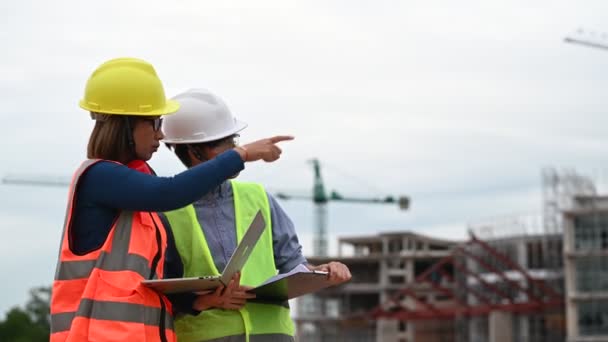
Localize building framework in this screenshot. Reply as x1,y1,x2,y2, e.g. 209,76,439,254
372,233,566,342
295,232,457,341
294,167,606,341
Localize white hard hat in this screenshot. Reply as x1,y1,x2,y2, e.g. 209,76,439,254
162,88,247,144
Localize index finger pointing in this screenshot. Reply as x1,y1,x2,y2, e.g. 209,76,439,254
269,135,295,144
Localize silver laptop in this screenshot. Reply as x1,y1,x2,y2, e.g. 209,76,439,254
142,210,266,294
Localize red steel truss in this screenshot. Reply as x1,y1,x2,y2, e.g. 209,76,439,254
371,234,563,321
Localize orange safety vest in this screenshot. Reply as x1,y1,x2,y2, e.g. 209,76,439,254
50,159,176,342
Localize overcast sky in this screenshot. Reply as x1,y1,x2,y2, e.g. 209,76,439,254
1,0,608,317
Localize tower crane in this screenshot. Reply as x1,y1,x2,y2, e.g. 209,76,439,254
2,174,70,187
276,158,409,256
564,28,608,50
2,158,409,257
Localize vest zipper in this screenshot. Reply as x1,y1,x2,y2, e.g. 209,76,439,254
149,213,162,280
157,292,168,342
149,213,168,342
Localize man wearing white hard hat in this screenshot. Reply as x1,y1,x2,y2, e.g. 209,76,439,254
161,89,351,342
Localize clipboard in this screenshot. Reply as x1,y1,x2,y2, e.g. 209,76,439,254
248,264,333,301
142,210,266,294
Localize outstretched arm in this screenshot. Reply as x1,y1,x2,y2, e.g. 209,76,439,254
81,135,294,212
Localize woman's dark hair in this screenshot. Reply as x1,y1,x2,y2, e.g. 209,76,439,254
87,113,134,164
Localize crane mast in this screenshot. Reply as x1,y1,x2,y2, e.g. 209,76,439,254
312,159,329,256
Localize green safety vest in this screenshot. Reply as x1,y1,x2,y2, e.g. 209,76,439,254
164,180,295,342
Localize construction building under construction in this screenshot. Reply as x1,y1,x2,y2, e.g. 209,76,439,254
311,228,566,341
542,168,608,342
563,195,608,341
462,224,565,342
295,168,608,342
295,231,458,341
294,226,567,341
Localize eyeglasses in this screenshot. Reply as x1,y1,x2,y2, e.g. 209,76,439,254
144,118,163,132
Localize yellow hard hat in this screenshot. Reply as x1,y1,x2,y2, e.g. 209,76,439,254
79,57,179,116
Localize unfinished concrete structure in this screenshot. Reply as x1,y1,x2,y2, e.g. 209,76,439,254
374,168,603,342
462,227,566,342
295,225,566,342
294,231,458,342
370,225,566,342
293,168,605,341
563,195,608,341
542,168,608,341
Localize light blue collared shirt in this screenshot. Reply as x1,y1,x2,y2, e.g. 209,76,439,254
192,181,307,274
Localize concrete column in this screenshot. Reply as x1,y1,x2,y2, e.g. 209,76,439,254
405,259,414,283
566,293,578,339
377,319,398,342
489,311,513,342
517,314,529,342
563,217,578,339
382,237,389,254
516,239,527,271
377,289,396,342
380,258,388,290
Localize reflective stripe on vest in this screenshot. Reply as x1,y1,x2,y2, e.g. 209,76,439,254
50,159,175,342
54,211,156,281
51,299,174,332
165,180,294,342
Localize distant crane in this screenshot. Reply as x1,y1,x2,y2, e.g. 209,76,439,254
276,158,409,256
564,28,608,50
2,158,410,257
2,174,70,187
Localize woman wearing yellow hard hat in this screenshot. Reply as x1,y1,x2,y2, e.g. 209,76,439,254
49,57,293,342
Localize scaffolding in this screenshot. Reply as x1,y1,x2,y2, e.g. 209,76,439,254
296,168,605,341
470,213,544,240
367,168,602,341
295,231,458,342
553,169,608,340
371,234,565,341
542,168,596,296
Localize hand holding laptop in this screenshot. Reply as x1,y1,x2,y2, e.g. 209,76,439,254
141,211,267,294
143,210,351,302
193,272,256,311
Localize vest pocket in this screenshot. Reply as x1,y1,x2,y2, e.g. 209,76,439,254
85,271,147,338
134,212,164,277
95,270,142,298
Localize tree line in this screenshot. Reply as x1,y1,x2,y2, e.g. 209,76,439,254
0,286,50,342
